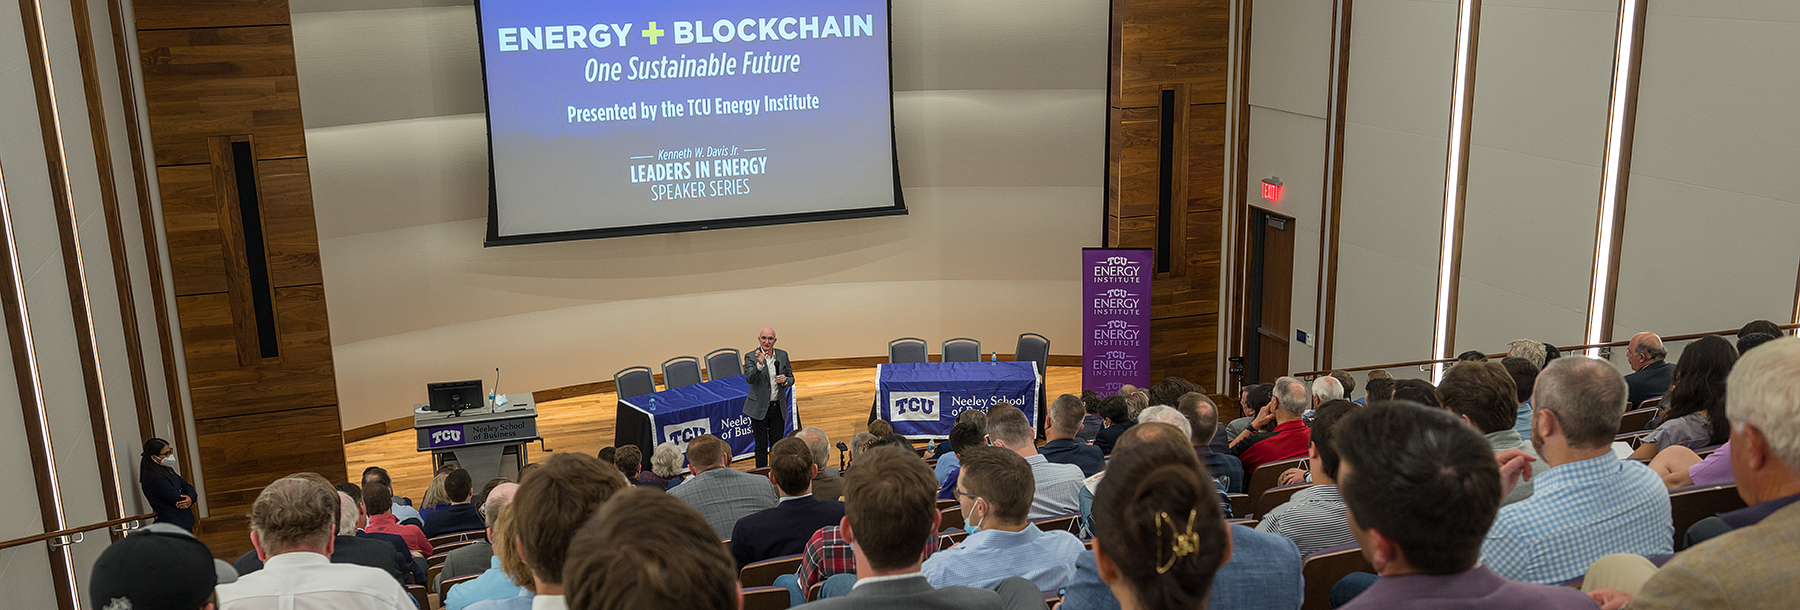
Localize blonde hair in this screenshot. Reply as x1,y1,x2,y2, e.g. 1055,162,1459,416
422,472,452,507
493,503,536,593
1507,339,1547,369
1125,390,1151,419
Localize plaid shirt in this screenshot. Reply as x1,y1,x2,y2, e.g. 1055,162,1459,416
795,525,940,590
1480,452,1672,584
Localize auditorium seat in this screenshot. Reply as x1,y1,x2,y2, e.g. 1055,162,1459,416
440,574,479,606
614,366,656,401
888,338,928,364
1256,483,1316,518
1639,396,1663,411
740,585,792,610
1033,514,1079,535
940,506,964,531
936,498,958,510
1616,430,1653,448
943,338,981,362
740,553,805,588
1618,407,1658,435
807,582,824,602
705,348,741,382
1227,493,1253,518
1301,542,1372,610
406,585,428,610
1227,518,1260,530
749,466,771,477
1247,457,1308,503
940,530,970,547
426,530,486,549
662,356,703,390
1670,484,1747,551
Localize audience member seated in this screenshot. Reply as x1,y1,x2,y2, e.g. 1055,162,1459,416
1177,392,1243,494
91,523,238,610
1079,390,1105,442
1257,400,1358,556
362,482,433,555
419,470,454,520
1456,350,1489,363
938,418,989,501
669,434,779,539
923,446,1085,590
1438,361,1547,505
564,488,740,610
596,446,617,466
1094,395,1135,454
1041,394,1106,476
444,502,529,610
1331,402,1601,610
1623,332,1673,407
1631,335,1735,459
650,442,688,489
1224,383,1275,442
218,477,411,610
1737,331,1779,356
437,482,519,594
363,467,421,524
1501,357,1540,438
1579,337,1800,609
787,519,942,602
1148,377,1203,413
1123,389,1151,420
1648,442,1732,490
467,452,628,610
1479,357,1671,584
868,419,896,438
936,410,987,486
611,445,657,489
1080,423,1229,535
1361,375,1394,406
483,503,539,608
233,488,411,585
425,468,486,537
1390,379,1439,408
731,437,847,567
1330,370,1356,404
1508,339,1548,369
1093,441,1232,610
1312,375,1346,407
1060,425,1303,610
336,482,424,583
798,426,847,500
988,404,1084,519
1229,376,1312,473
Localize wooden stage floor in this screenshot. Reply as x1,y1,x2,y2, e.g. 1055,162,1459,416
345,364,1082,499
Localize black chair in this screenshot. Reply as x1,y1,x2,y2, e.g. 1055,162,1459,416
661,356,703,390
889,338,928,364
1015,332,1051,436
943,338,981,362
705,348,741,381
615,366,656,401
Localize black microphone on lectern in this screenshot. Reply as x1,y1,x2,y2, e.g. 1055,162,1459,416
836,441,849,472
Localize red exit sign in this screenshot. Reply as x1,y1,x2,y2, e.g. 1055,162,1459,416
1261,178,1283,202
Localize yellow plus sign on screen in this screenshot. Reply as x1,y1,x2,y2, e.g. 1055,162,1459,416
642,22,665,45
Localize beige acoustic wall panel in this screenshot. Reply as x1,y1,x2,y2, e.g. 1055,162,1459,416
1614,2,1800,348
1330,0,1455,369
1453,0,1615,354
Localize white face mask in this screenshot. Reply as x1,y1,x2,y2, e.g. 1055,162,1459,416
160,453,177,468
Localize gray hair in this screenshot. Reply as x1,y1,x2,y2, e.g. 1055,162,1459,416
1137,405,1193,440
1727,337,1800,470
1534,357,1628,449
1507,339,1547,369
798,427,831,466
1310,376,1345,402
850,432,878,456
650,442,685,478
337,491,358,533
1273,377,1310,416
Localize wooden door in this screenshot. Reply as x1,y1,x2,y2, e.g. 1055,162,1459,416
1245,209,1294,383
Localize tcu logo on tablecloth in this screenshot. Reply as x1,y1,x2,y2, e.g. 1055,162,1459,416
428,427,463,448
662,418,712,450
889,391,939,422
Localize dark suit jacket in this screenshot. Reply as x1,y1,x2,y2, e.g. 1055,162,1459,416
233,536,409,583
1094,421,1136,455
812,470,846,502
141,468,197,530
1626,360,1674,408
359,531,425,584
800,574,1035,610
729,495,845,568
1197,443,1246,494
1040,439,1105,476
422,502,484,537
742,348,794,420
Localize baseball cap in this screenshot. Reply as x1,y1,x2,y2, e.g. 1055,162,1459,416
90,523,237,610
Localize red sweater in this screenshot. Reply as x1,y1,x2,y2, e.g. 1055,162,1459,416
1238,419,1311,473
365,514,433,555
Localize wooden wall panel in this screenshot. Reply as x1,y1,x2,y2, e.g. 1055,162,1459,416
138,27,306,166
1187,103,1228,211
134,0,291,31
1112,0,1232,108
177,286,337,420
193,404,345,556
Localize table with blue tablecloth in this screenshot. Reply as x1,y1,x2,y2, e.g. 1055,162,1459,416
877,361,1041,439
615,375,799,464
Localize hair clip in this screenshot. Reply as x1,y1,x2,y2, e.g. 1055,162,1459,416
1155,509,1200,574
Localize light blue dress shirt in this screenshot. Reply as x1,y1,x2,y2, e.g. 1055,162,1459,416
446,557,528,610
391,503,423,524
1513,400,1534,438
921,523,1084,591
935,452,960,486
1480,452,1672,584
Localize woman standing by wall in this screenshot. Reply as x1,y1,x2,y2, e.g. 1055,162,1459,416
139,438,196,530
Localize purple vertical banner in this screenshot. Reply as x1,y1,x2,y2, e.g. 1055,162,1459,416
1082,248,1152,394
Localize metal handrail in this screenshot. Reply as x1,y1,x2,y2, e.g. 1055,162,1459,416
1292,323,1798,379
0,513,156,551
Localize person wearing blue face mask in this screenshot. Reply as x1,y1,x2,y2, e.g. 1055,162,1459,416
140,438,199,530
922,446,1084,591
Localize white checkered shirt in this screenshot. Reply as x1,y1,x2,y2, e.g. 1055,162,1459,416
1479,452,1672,584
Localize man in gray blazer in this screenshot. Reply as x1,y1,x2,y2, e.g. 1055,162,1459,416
743,327,796,467
804,445,1046,610
669,434,778,539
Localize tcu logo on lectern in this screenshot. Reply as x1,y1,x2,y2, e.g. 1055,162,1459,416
889,392,939,422
429,427,463,447
662,418,712,449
